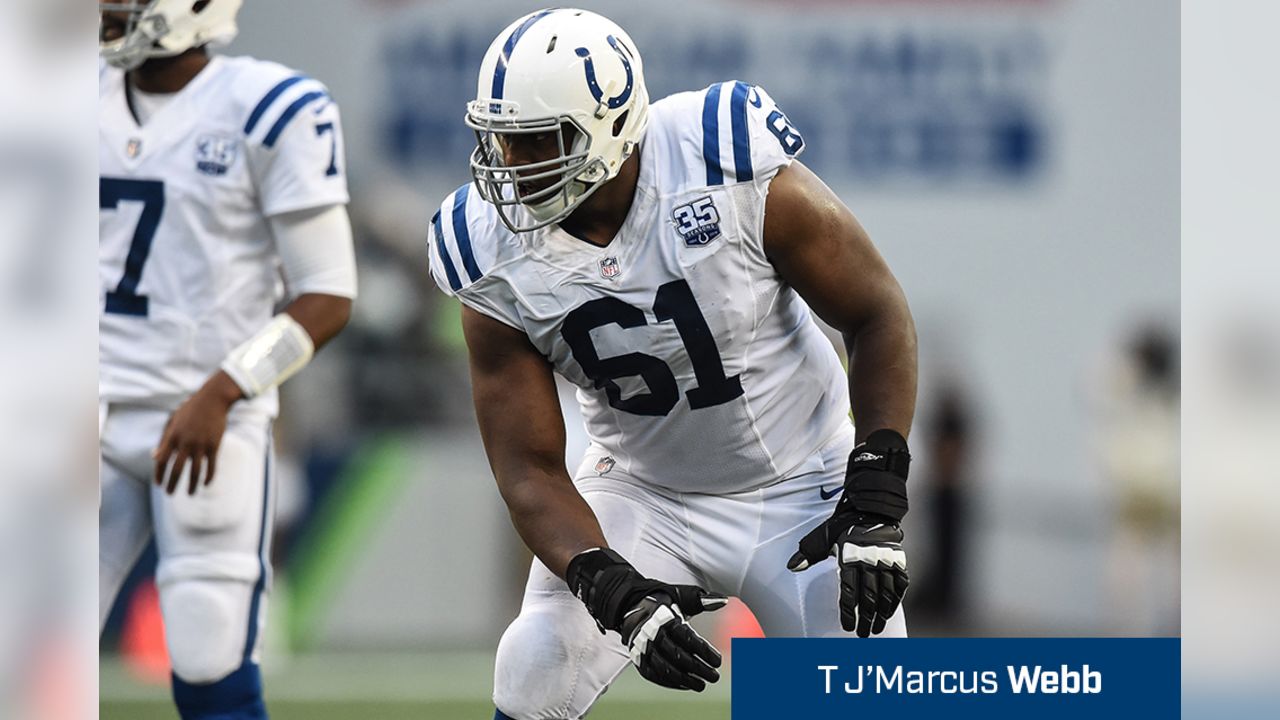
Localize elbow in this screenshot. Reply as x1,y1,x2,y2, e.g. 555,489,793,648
496,472,548,522
330,296,353,334
495,462,566,518
842,285,916,349
294,293,353,350
897,291,918,352
883,292,917,364
880,273,915,331
316,294,353,345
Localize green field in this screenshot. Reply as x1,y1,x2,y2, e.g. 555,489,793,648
101,699,727,719
100,652,730,719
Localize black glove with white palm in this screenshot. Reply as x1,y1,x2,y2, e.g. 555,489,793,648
787,429,911,637
566,548,728,692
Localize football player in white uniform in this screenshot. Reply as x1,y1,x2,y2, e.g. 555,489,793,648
428,9,917,720
98,2,356,717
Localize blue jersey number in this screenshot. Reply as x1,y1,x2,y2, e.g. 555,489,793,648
766,109,805,156
561,279,743,417
315,122,339,177
100,177,164,317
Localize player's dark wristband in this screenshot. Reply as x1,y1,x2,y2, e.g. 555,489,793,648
566,548,657,633
843,429,911,523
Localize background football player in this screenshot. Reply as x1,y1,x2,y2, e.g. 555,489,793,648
98,2,356,718
427,9,917,720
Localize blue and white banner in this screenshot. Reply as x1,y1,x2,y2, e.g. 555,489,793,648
731,638,1179,719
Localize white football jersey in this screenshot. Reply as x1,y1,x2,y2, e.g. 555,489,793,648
430,83,852,494
99,56,349,412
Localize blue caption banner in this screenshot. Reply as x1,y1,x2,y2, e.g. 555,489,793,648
731,638,1179,719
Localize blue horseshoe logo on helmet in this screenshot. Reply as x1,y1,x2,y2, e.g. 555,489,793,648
575,35,634,110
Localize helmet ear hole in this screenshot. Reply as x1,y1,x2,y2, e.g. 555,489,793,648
612,110,630,138
192,1,211,13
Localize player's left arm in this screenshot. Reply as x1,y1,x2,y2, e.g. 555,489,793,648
763,160,917,637
155,86,356,495
762,160,918,437
269,203,357,350
154,203,357,495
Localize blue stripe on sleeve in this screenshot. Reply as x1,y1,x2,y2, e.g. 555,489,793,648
702,83,724,186
492,9,556,100
262,91,328,148
451,185,483,283
433,211,463,292
729,81,753,182
244,76,307,134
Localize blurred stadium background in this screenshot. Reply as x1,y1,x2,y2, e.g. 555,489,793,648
99,0,1179,716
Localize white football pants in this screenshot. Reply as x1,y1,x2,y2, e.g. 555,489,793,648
493,424,908,720
99,402,275,685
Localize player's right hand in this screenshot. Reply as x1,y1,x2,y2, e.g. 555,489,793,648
566,548,728,691
153,371,243,495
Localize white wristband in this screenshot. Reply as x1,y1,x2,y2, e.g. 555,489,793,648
220,314,315,398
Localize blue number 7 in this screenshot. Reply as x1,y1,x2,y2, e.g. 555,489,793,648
315,122,339,177
100,177,164,317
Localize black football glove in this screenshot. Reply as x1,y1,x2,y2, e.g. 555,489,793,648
787,429,911,637
566,548,728,691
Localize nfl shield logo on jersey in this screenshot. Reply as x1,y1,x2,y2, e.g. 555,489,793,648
599,256,621,280
195,134,238,176
126,138,143,159
594,456,616,475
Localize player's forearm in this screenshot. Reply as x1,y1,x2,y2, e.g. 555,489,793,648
497,470,609,580
214,296,348,402
282,293,352,351
844,294,918,442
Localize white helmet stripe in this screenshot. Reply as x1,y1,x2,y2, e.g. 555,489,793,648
491,8,560,101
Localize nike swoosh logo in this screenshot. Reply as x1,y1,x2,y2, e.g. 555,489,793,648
819,486,842,500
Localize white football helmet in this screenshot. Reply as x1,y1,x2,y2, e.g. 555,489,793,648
466,8,650,233
100,0,243,71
